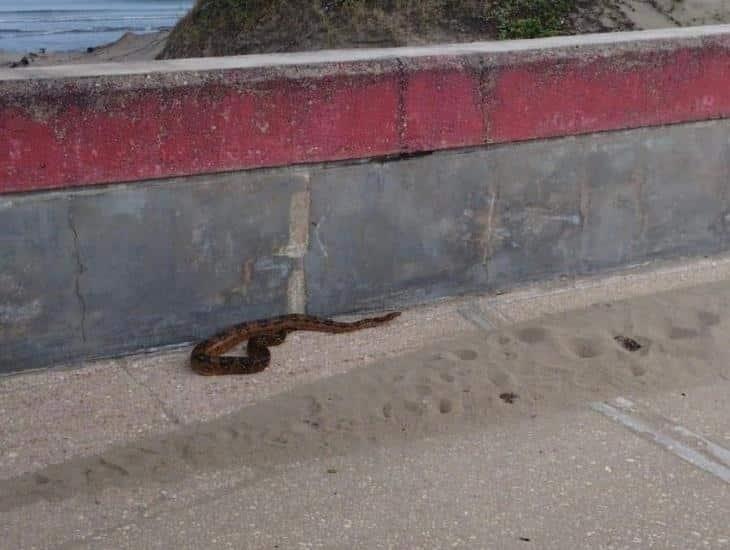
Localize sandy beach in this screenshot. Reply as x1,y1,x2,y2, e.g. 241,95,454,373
0,30,169,68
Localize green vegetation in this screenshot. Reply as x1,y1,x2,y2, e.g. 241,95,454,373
160,0,580,59
493,0,576,39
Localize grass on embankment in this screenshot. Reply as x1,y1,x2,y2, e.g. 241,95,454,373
160,0,608,59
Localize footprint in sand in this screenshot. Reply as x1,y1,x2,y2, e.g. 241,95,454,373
569,337,604,359
307,396,323,416
456,349,478,361
335,418,357,432
697,310,721,328
437,349,479,361
440,372,455,383
486,363,516,389
630,363,647,377
668,325,700,340
403,400,427,415
515,326,548,344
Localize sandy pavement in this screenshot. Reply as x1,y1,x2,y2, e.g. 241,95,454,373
1,255,730,548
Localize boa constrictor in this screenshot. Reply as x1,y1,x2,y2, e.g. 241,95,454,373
190,312,401,375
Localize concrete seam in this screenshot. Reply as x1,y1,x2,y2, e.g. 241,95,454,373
288,268,306,315
457,301,513,330
119,360,182,426
395,58,408,151
478,298,513,324
276,172,311,314
457,303,495,331
67,206,87,343
475,178,500,290
489,305,513,324
476,56,496,145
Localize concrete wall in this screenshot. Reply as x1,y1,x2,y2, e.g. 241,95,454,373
2,27,730,372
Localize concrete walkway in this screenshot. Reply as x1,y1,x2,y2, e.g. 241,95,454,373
2,255,730,549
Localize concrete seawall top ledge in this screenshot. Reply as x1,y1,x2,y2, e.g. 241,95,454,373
2,25,730,81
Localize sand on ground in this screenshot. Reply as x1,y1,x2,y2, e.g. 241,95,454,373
618,0,730,28
0,31,169,68
1,277,729,514
2,255,730,548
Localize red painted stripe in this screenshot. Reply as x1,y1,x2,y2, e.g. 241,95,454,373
2,37,730,194
486,46,730,142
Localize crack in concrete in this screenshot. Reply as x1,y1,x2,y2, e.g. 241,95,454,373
313,215,328,258
67,208,87,343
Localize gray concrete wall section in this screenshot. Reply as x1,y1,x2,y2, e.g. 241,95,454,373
2,120,730,372
0,199,81,369
306,153,493,313
308,120,730,315
0,172,304,372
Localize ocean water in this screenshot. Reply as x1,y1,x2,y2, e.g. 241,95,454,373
0,0,194,52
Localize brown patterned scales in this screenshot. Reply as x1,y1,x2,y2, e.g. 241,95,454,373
190,312,401,375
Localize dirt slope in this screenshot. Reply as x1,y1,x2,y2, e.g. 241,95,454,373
159,0,630,59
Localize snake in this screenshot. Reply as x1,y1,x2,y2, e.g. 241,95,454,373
190,312,401,375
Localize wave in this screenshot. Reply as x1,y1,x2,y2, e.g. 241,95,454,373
0,10,102,16
1,17,176,26
0,2,191,51
0,15,183,24
0,8,185,15
0,25,170,36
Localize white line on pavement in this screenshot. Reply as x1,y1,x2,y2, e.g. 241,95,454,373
591,399,730,484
